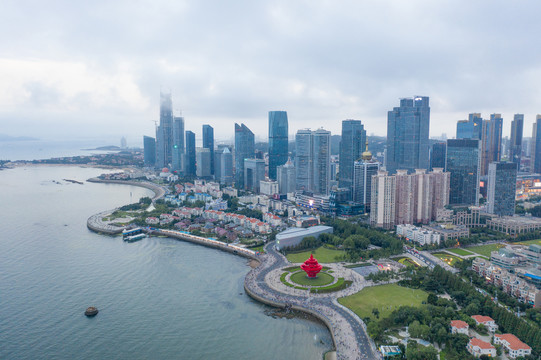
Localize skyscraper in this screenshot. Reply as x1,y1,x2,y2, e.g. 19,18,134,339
172,116,184,172
480,114,503,176
370,170,396,229
312,128,331,195
244,159,265,193
156,92,174,168
510,114,524,169
234,123,255,189
196,148,211,178
386,96,430,174
353,143,379,212
184,130,196,176
268,111,289,180
456,113,482,140
216,147,233,185
446,139,480,206
277,158,296,195
202,125,214,175
430,142,446,171
534,116,541,173
143,136,156,167
295,129,313,191
339,120,366,197
487,162,517,216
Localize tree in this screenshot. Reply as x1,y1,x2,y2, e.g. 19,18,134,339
427,293,438,305
372,308,380,319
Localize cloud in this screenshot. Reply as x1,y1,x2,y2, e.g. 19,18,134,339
1,0,541,142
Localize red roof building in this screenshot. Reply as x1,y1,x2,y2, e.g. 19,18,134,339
450,320,469,335
494,334,531,358
467,338,496,358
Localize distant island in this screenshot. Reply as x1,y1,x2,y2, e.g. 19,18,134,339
0,134,38,141
83,145,121,151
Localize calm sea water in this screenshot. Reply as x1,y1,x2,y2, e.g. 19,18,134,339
0,166,331,360
0,139,122,161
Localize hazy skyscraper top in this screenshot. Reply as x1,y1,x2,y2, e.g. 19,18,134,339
385,96,430,174
268,111,288,180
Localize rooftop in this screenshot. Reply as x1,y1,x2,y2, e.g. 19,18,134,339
450,320,469,329
469,338,495,350
495,334,531,351
471,315,494,324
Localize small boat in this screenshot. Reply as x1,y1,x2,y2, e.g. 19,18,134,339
85,307,99,317
124,233,147,243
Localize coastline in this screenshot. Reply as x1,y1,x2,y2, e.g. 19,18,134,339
84,179,377,359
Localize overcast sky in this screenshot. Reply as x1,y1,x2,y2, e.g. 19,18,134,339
1,0,541,145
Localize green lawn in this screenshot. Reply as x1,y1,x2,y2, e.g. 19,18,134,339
515,239,541,246
433,252,462,266
467,243,506,257
290,271,334,286
446,248,473,256
286,246,346,263
394,256,422,267
338,283,428,320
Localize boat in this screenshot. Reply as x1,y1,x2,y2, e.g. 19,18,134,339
124,233,147,243
85,307,99,317
122,227,147,242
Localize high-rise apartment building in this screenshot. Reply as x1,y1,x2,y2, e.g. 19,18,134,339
156,92,174,168
172,116,184,172
234,123,255,189
487,162,517,216
386,96,430,174
370,170,396,229
430,142,447,171
143,136,156,167
202,125,214,175
312,129,331,195
277,158,296,195
268,111,289,180
244,159,265,193
353,144,379,212
339,120,366,198
184,131,196,176
295,129,313,191
446,139,480,206
510,114,524,168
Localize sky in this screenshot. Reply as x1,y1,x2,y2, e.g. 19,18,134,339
1,0,541,145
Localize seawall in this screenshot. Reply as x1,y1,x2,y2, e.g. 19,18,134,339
86,178,165,200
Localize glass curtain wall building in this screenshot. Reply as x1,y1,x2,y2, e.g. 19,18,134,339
339,120,366,198
156,92,174,168
202,125,214,175
386,96,430,174
185,131,196,176
268,111,288,180
143,136,156,167
446,139,480,206
487,162,517,216
510,114,524,168
234,123,255,188
172,117,184,172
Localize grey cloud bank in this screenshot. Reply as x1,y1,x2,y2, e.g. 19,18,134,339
1,0,541,143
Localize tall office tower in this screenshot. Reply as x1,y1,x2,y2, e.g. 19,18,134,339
370,170,396,229
480,114,503,176
295,129,313,191
172,116,184,172
218,147,234,185
244,159,265,193
184,131,196,176
446,139,480,206
487,162,517,216
156,92,174,168
196,148,211,178
456,113,482,139
510,114,524,168
353,144,379,212
234,123,255,188
143,136,156,167
202,125,214,175
386,96,430,174
339,120,366,198
430,142,447,170
534,116,541,173
268,111,289,180
277,158,296,195
312,128,331,195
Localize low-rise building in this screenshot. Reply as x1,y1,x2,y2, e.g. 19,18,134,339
471,315,498,333
275,225,333,251
396,224,441,246
486,215,541,235
467,338,496,358
490,248,524,270
450,320,469,335
494,334,532,359
422,223,469,241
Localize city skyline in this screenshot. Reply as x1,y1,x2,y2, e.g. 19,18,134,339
2,1,541,142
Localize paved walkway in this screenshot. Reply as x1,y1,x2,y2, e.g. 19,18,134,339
244,243,381,360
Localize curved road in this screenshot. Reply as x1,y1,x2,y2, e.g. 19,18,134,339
245,243,380,360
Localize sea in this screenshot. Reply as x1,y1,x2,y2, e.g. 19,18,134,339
0,141,332,360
